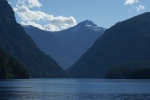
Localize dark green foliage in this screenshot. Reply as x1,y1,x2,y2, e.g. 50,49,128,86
105,67,132,79
0,48,29,79
105,61,150,79
0,0,66,78
68,12,150,78
129,68,150,79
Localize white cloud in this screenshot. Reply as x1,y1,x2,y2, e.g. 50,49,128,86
44,24,60,32
124,0,145,12
124,0,139,5
27,0,42,8
21,21,43,30
136,5,145,12
17,0,42,8
12,0,77,31
14,6,48,21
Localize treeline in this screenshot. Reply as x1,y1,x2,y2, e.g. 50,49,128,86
0,48,29,79
105,61,150,79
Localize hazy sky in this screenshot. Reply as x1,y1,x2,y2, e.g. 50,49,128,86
8,0,150,31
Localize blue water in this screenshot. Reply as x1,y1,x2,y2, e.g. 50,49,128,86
0,79,150,100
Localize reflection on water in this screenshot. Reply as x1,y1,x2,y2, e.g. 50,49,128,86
0,79,150,100
1,90,150,100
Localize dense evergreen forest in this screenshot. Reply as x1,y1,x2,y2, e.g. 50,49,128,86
105,61,150,79
0,48,29,79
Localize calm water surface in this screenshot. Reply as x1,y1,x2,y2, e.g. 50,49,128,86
0,79,150,100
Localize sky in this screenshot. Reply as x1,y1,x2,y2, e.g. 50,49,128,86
8,0,150,31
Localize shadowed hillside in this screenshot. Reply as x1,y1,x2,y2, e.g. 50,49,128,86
68,12,150,78
0,48,29,79
0,0,66,78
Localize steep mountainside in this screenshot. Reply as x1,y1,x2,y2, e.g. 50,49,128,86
0,0,66,78
23,20,105,69
0,48,29,79
23,26,73,69
68,12,150,78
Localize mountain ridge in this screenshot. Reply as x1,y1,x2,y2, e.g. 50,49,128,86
67,12,150,78
23,20,106,69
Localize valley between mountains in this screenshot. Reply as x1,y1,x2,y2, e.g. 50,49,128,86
0,0,150,79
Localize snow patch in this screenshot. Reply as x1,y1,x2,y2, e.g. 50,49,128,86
86,24,105,32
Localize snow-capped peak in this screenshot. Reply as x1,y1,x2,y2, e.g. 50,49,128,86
69,20,106,33
85,24,103,32
80,20,105,32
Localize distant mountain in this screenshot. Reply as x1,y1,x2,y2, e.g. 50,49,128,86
67,12,150,78
0,0,66,78
23,20,105,69
0,48,29,79
23,25,72,69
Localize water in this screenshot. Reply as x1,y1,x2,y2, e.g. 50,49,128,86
0,79,150,100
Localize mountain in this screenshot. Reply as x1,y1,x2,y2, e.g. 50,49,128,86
23,25,72,69
0,48,29,79
23,20,105,69
0,0,66,78
67,12,150,78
